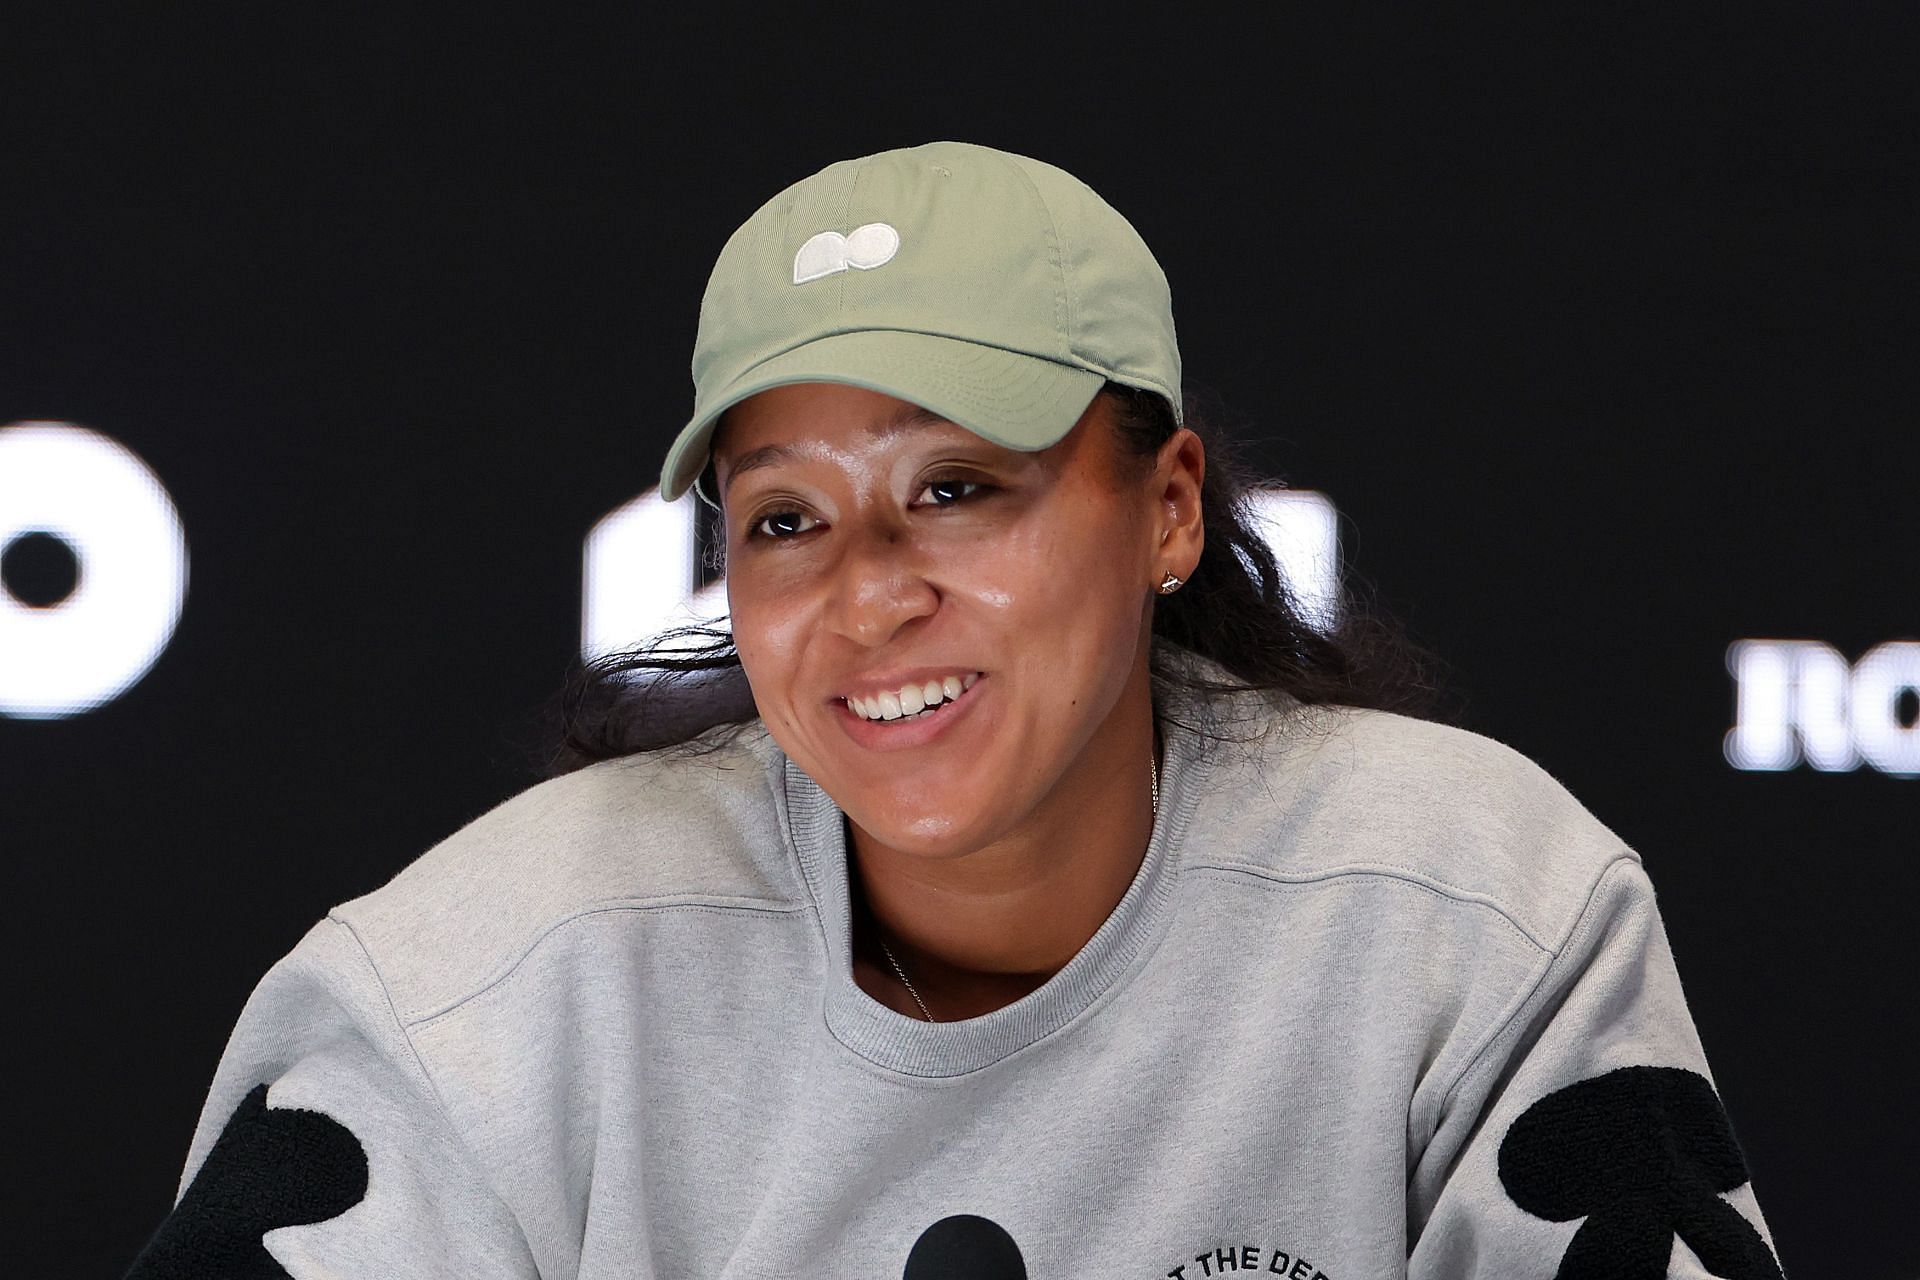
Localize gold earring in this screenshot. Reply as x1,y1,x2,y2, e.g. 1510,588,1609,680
1157,570,1185,595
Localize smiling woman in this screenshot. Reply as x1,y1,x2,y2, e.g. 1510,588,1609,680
135,141,1782,1280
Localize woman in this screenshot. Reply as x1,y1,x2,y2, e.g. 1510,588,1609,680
132,142,1782,1279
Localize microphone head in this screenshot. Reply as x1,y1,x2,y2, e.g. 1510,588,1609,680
902,1214,1028,1280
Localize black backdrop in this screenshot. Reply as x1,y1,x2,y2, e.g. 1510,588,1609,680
4,6,1914,1275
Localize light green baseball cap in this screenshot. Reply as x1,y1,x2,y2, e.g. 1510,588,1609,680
658,139,1182,503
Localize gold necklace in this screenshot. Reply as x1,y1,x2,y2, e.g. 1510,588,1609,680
876,746,1160,1023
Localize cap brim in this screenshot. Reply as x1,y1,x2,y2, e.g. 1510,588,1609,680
659,330,1107,502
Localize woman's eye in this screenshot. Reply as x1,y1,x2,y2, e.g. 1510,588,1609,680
746,479,986,541
749,509,819,540
915,477,984,506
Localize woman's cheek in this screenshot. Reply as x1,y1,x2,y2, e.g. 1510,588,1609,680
728,606,777,695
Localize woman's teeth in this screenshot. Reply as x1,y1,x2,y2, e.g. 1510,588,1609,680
847,672,980,722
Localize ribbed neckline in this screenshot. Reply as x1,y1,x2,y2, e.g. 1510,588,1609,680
780,663,1226,1078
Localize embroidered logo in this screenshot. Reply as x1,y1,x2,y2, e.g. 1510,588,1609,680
124,1082,369,1278
793,222,900,284
1498,1066,1782,1279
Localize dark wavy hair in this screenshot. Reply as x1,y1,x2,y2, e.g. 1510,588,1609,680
534,382,1464,777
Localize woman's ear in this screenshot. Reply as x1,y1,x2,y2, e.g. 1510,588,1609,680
1155,427,1206,579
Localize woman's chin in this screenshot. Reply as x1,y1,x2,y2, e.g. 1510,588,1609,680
846,799,1003,860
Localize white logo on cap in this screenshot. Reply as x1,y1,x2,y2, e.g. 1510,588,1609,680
792,222,900,285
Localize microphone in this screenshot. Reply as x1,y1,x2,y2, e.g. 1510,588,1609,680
902,1214,1029,1280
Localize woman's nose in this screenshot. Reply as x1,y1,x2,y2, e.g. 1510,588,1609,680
823,526,939,648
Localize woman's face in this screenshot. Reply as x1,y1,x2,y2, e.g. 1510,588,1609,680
712,380,1180,859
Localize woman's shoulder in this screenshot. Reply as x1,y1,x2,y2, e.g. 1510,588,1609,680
324,718,809,1022
1188,690,1643,954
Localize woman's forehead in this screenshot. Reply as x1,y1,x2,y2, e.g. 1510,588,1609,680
714,384,1000,473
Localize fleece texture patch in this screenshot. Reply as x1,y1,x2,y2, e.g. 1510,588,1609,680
126,1084,367,1279
1500,1066,1783,1279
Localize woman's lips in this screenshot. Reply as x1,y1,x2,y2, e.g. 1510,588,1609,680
835,673,986,751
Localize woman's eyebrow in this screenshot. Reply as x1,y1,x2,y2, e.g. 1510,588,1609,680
719,404,957,497
721,443,803,495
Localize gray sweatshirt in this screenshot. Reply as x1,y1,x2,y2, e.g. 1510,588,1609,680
133,651,1783,1279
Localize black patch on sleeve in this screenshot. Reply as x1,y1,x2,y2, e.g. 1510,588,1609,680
126,1082,370,1279
904,1213,1028,1280
1498,1065,1782,1280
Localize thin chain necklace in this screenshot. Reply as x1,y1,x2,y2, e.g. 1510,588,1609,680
876,742,1161,1024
